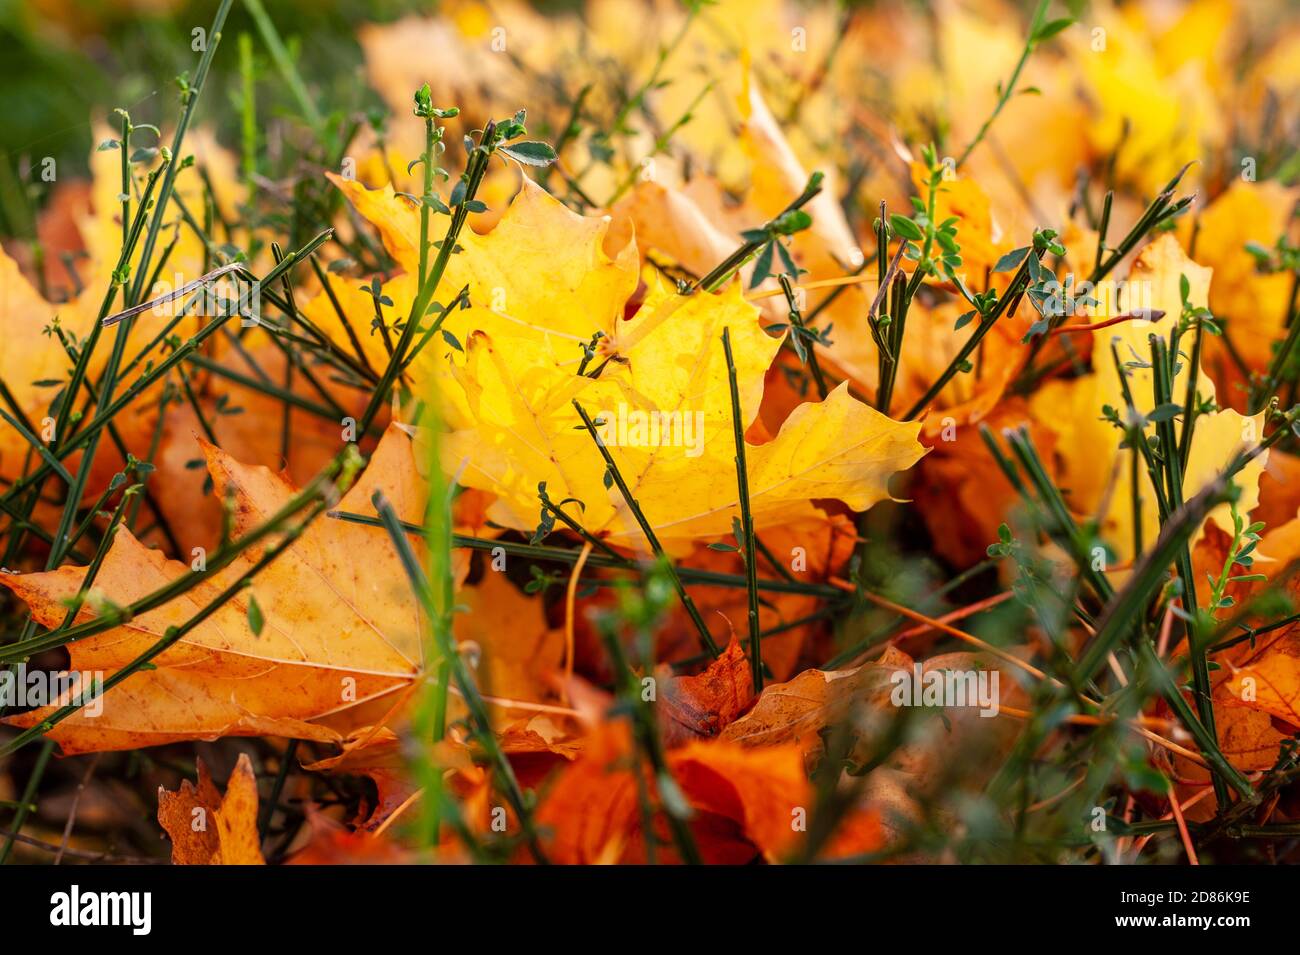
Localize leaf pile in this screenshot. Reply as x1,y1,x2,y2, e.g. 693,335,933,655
2,0,1300,867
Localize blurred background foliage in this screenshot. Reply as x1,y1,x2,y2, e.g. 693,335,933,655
0,0,471,237
0,0,1073,240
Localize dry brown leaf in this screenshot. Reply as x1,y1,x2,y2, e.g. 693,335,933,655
302,728,414,832
658,638,754,749
157,753,264,865
722,646,1026,791
533,723,880,864
718,654,901,758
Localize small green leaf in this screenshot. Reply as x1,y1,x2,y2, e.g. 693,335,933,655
413,82,433,117
1147,402,1183,423
889,214,924,242
499,141,558,167
993,247,1030,273
1033,17,1074,42
248,595,265,636
749,241,775,289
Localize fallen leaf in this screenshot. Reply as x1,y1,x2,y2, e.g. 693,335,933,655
718,655,899,759
649,513,857,679
534,722,880,864
1,425,424,753
442,309,925,547
1179,179,1300,394
157,753,264,865
286,808,412,864
302,728,414,832
658,638,754,748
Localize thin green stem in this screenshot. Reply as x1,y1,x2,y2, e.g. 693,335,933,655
238,32,257,186
722,328,763,689
372,493,548,864
242,0,324,137
693,175,823,293
903,254,1033,420
572,401,721,657
329,511,843,598
955,0,1051,168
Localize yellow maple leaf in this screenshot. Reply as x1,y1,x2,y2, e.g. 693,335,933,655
309,173,925,547
738,79,863,274
1073,1,1226,194
440,275,925,548
303,173,639,423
